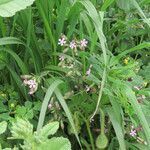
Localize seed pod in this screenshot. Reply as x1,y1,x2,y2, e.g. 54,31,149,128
96,133,108,149
96,109,108,149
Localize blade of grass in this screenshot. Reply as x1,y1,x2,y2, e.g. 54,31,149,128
0,17,6,36
36,0,56,62
101,0,115,11
0,37,23,45
79,0,108,119
110,42,150,66
56,0,69,40
54,88,82,148
0,48,28,74
37,79,63,131
124,85,150,147
0,36,40,73
6,65,29,101
131,0,150,27
106,107,126,150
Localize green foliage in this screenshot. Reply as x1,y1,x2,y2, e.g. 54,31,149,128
0,121,7,135
7,119,71,150
0,0,149,149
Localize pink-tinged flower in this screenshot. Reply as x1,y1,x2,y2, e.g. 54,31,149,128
58,37,66,46
69,41,77,49
59,55,65,61
86,65,93,76
130,129,137,137
22,76,38,95
27,79,37,89
80,39,88,48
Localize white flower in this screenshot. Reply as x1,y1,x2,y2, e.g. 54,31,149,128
80,39,88,48
70,41,77,49
58,37,66,46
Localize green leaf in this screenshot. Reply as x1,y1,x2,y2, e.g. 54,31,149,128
56,0,69,39
131,0,150,27
38,122,59,137
0,48,28,74
79,0,107,120
54,88,82,148
0,37,23,45
101,0,115,11
107,107,126,150
0,121,7,134
0,37,41,73
37,79,63,131
0,0,35,17
39,137,71,150
10,118,33,140
111,42,150,66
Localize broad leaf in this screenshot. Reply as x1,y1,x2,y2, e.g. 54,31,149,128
0,0,35,17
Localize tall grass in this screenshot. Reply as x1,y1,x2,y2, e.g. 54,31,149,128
0,0,150,149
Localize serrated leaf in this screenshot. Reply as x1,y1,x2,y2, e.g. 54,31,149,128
10,118,33,140
0,0,35,17
0,121,7,134
39,137,71,150
39,122,59,137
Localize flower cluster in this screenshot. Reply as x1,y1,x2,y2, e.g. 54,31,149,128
21,75,38,95
58,34,88,51
58,55,81,77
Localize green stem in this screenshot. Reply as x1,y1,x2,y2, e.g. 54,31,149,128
0,17,6,36
100,108,105,135
90,68,106,120
79,113,95,150
85,120,95,150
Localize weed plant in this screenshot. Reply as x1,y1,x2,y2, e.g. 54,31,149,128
0,0,150,149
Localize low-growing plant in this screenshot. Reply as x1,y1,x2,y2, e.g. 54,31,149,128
0,119,71,150
0,0,150,149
